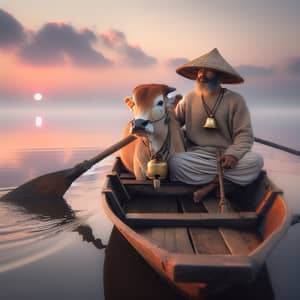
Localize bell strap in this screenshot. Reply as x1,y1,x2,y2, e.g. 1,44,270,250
201,88,225,117
149,112,168,124
151,119,171,161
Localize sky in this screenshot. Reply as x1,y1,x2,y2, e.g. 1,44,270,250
0,0,300,105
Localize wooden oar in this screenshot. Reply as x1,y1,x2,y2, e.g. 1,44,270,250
1,135,136,203
216,149,231,213
255,137,300,156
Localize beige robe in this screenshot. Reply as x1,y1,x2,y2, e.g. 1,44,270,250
168,88,263,185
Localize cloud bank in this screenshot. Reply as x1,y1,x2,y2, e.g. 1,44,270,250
236,65,275,78
286,56,300,76
99,29,157,67
0,9,26,48
19,23,112,67
165,57,189,68
0,9,157,68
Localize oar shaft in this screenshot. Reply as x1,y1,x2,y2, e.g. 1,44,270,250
254,137,300,156
216,151,225,199
66,134,136,181
216,149,230,213
89,134,136,166
2,134,137,202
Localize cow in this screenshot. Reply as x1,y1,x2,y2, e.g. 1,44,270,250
120,83,185,180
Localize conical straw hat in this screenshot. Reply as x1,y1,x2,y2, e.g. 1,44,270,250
176,48,244,84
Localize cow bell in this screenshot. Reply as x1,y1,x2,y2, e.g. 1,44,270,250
147,159,168,189
203,116,217,129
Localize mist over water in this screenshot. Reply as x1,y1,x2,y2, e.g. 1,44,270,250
250,105,300,150
0,100,300,299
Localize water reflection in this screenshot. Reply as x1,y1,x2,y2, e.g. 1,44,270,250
1,105,131,152
0,105,299,299
35,116,43,127
76,225,106,250
0,196,75,273
0,148,101,188
0,189,106,271
104,227,185,300
0,159,109,275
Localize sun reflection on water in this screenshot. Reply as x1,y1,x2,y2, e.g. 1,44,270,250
35,116,43,127
0,104,299,299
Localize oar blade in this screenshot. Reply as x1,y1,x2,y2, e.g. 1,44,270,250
1,169,74,203
1,134,136,203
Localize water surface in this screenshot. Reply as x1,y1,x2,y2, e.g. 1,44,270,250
0,104,300,299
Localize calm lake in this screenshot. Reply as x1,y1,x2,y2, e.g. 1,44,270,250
0,101,300,299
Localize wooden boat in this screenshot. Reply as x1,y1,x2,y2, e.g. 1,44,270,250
102,157,293,299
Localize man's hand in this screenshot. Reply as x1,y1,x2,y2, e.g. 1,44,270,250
220,155,238,169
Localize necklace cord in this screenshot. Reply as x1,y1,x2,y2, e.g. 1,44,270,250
201,88,225,117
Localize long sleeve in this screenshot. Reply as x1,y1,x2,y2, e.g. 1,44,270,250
224,96,254,160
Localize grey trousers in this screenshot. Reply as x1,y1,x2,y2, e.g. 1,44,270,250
168,149,264,186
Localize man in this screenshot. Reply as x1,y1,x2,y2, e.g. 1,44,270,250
168,48,263,202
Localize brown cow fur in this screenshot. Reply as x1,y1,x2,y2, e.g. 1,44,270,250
120,84,185,180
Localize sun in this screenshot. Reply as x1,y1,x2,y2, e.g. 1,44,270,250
33,93,43,101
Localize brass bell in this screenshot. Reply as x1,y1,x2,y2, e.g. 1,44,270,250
147,159,168,179
147,159,168,189
203,116,217,129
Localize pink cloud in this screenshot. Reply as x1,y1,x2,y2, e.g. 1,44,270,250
99,28,157,67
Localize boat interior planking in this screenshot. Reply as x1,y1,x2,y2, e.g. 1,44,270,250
102,157,292,298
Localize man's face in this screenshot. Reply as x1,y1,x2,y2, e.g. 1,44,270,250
197,68,217,82
196,68,220,92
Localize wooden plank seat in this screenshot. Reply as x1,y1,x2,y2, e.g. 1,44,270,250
125,212,258,228
104,171,262,254
104,172,258,230
103,187,258,229
131,197,195,254
122,179,197,197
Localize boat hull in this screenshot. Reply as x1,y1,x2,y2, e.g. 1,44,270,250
102,158,292,299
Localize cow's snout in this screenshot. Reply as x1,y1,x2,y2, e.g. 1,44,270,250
131,118,152,135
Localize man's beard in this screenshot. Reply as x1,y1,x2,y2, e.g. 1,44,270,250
196,74,220,92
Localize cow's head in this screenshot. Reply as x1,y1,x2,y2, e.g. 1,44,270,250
124,84,182,136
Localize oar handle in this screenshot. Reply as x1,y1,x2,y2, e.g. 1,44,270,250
216,149,230,213
88,134,136,166
67,135,136,180
254,137,300,156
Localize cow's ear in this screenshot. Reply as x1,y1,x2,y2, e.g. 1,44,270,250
162,85,176,97
166,94,182,109
166,86,176,95
124,96,135,111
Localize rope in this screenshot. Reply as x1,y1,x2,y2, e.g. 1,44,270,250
149,112,167,124
151,120,171,161
144,112,171,161
201,88,225,118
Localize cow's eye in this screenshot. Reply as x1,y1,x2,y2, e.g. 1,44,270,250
157,100,164,106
